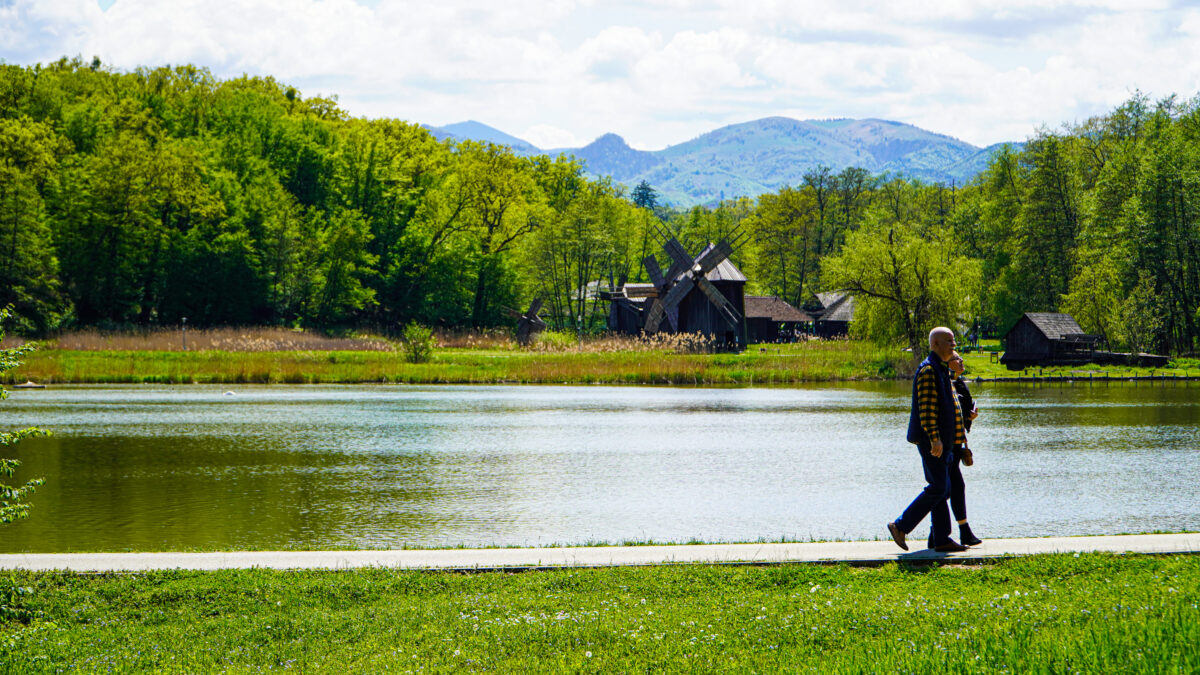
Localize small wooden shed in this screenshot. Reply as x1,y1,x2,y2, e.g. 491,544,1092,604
1000,312,1100,369
811,292,855,338
744,296,813,343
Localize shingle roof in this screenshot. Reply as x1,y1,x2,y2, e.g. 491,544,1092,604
679,243,747,283
816,292,855,323
745,296,813,322
1022,312,1086,339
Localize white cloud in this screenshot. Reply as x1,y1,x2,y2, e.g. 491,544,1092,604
2,0,1198,150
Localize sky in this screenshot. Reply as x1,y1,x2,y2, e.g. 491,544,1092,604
3,0,1200,150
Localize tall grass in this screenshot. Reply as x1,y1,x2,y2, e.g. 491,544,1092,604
0,326,393,352
2,339,910,385
1,553,1195,672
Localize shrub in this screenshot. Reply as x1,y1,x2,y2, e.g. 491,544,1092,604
1,307,48,525
400,323,436,364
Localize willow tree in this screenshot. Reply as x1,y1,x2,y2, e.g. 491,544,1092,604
821,221,982,356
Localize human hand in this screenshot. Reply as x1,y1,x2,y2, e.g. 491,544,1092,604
969,407,979,421
931,439,943,458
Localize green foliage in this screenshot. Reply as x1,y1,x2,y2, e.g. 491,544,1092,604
0,308,47,525
1120,271,1166,356
399,322,435,364
533,330,577,351
820,206,982,355
1062,251,1123,347
1,61,1198,355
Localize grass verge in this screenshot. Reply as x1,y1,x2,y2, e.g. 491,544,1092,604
1,341,910,385
1,553,1196,672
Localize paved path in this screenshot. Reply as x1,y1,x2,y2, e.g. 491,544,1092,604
2,533,1197,572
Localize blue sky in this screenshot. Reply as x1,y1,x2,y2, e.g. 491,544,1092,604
4,0,1200,150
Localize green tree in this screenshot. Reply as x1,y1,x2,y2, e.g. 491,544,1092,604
1119,271,1165,356
0,308,47,525
1061,252,1122,348
821,221,982,355
631,180,658,210
0,117,69,332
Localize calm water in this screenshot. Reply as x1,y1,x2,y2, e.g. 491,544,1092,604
1,383,1198,552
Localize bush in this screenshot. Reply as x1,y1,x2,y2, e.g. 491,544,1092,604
533,330,577,351
400,323,435,364
1,307,48,525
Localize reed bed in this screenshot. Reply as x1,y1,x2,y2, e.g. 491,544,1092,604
1,327,393,352
2,340,910,385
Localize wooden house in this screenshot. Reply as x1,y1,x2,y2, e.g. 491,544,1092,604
1000,312,1100,369
811,291,855,338
744,296,813,343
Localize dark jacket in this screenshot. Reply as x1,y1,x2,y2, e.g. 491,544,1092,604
954,378,974,433
906,352,959,447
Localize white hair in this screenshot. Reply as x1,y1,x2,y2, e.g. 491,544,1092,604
928,326,953,349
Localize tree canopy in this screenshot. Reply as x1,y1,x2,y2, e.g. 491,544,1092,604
1,61,1198,354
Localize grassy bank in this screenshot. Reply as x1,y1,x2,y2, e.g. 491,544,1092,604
4,337,1198,386
1,340,910,385
1,553,1196,672
962,351,1200,381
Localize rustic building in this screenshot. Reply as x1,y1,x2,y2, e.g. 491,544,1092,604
744,296,813,343
811,291,855,338
1000,312,1100,369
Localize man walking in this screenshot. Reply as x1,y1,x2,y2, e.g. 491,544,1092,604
887,327,969,552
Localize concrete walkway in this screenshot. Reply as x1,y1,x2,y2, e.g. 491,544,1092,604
1,533,1197,573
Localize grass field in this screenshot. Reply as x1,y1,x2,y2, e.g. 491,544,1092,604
1,553,1196,672
1,339,913,385
3,328,1198,385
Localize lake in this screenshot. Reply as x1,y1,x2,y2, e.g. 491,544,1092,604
1,383,1197,552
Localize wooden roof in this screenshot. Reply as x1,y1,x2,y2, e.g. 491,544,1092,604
681,243,747,283
815,292,855,322
745,296,812,322
1015,312,1090,340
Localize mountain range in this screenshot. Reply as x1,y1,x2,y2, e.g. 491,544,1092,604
424,117,1022,208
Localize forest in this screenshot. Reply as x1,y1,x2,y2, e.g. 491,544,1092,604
1,59,1198,355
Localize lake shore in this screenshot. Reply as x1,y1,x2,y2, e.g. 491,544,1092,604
4,343,1198,385
2,552,1195,672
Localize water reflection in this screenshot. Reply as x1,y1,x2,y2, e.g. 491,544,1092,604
0,383,1197,552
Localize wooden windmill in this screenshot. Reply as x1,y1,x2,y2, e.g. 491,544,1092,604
602,226,749,349
506,298,547,346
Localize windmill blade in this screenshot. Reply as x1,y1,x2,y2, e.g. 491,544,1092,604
643,298,667,332
643,255,666,290
663,237,695,270
502,306,523,319
665,305,679,332
695,276,741,328
527,297,543,316
696,239,734,275
660,273,694,312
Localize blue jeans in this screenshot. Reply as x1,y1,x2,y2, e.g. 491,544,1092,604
896,443,954,546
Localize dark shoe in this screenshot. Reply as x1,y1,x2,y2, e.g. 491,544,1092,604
961,447,974,467
933,539,969,553
959,523,983,546
887,521,909,551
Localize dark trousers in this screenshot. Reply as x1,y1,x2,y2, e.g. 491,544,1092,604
896,443,954,546
928,453,967,548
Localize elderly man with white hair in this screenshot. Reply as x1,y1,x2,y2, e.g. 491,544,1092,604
886,326,971,553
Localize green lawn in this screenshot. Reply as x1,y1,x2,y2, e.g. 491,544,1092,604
1,554,1195,673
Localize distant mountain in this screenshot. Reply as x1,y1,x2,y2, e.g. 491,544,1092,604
423,117,1023,207
424,121,540,155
